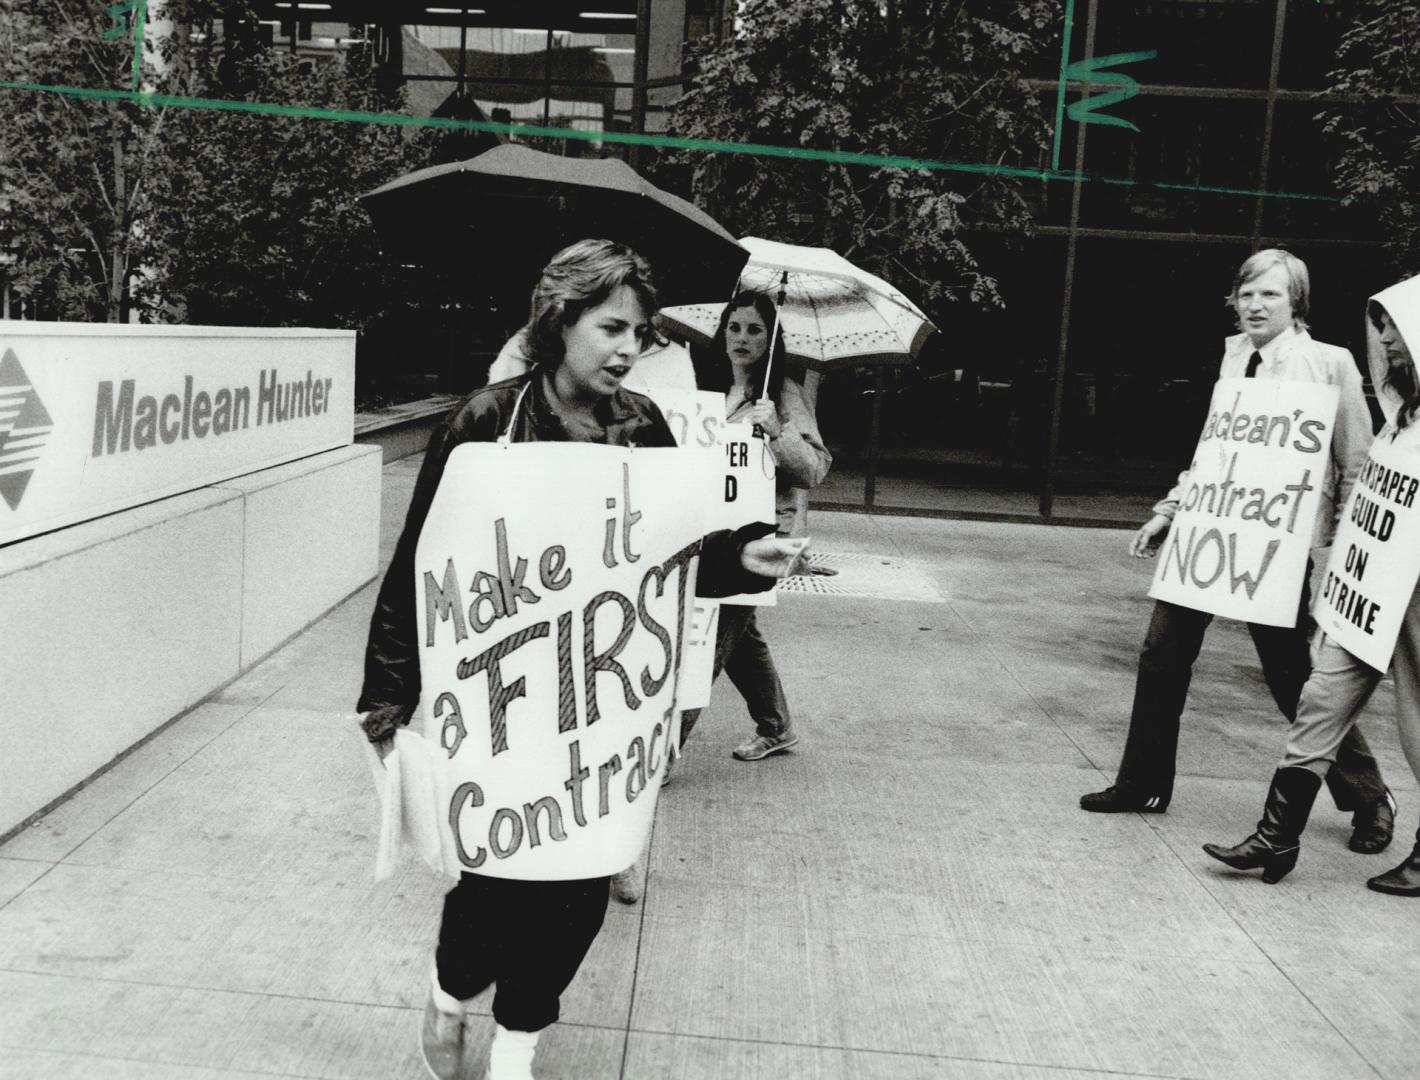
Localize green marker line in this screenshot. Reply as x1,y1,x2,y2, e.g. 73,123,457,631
0,79,1052,179
1154,179,1334,202
0,79,1336,204
1051,0,1076,173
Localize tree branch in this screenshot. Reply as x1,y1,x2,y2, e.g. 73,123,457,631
128,106,170,216
54,0,119,85
92,161,118,218
889,253,934,295
78,222,109,282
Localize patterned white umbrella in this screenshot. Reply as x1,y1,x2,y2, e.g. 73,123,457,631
657,236,937,372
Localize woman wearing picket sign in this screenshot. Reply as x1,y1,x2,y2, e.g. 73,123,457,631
674,291,831,766
1205,274,1420,892
355,239,808,1080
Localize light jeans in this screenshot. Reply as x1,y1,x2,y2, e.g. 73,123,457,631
1284,579,1420,791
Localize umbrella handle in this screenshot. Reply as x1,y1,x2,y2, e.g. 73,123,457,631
761,273,788,401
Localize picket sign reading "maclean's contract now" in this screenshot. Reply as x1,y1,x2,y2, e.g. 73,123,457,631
413,441,721,879
1314,427,1420,671
0,322,354,545
1150,378,1339,627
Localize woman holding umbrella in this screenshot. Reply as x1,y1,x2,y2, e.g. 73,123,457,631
677,291,833,764
355,241,807,1080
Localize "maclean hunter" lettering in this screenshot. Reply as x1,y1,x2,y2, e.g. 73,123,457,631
92,368,334,456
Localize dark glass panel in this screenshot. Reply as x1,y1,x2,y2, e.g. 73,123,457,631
1093,0,1274,91
1076,96,1266,234
1259,102,1381,242
1277,0,1350,91
1048,236,1253,514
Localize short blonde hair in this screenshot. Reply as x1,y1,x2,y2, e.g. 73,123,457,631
1226,248,1310,329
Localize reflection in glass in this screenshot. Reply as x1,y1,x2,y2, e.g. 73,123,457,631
407,24,637,143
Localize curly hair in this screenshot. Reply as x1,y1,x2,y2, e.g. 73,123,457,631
523,239,658,368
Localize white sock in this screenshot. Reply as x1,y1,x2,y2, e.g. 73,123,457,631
486,1023,539,1080
429,964,465,1015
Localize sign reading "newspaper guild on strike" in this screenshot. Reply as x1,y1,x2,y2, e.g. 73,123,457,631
1314,428,1420,671
0,322,354,545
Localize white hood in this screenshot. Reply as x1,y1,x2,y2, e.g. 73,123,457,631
1367,274,1420,428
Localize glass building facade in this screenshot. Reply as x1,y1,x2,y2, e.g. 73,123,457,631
810,0,1388,525
231,0,1387,526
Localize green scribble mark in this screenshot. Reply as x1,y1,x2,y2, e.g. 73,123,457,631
100,0,133,39
1051,0,1076,172
1065,50,1158,132
0,79,1336,205
102,0,147,92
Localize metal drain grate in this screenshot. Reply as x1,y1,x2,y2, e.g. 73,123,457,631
776,551,944,602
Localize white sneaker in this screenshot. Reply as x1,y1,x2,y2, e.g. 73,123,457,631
610,860,644,904
485,1023,538,1080
732,730,799,761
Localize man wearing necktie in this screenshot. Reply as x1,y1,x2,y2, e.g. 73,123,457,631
1080,249,1397,854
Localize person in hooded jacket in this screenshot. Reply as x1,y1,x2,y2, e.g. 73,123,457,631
355,239,808,1080
1203,273,1420,893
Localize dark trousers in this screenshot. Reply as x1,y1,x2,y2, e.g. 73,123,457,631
435,873,609,1033
679,604,792,746
1115,595,1386,809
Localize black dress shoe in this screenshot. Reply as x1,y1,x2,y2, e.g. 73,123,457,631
1367,831,1420,896
1349,790,1397,854
1079,786,1168,813
1367,859,1420,896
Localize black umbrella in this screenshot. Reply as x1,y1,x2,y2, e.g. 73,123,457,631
360,144,749,308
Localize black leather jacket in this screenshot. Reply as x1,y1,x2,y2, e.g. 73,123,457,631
357,371,774,713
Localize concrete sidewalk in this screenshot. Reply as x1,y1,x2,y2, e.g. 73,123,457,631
2,452,1417,1079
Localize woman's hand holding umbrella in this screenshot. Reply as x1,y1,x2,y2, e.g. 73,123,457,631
745,400,781,439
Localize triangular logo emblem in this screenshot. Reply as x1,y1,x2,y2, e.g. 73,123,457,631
0,348,55,511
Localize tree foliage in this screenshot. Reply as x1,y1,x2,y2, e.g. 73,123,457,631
137,9,428,329
1320,0,1420,277
1,0,435,328
1,0,162,321
664,0,1060,319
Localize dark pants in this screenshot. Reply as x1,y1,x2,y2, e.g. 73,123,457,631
435,873,609,1033
679,604,792,746
1115,594,1386,810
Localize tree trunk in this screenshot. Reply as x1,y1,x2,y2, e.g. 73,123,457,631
108,122,126,322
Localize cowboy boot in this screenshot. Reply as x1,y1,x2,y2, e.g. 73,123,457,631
1203,767,1322,884
1367,828,1420,896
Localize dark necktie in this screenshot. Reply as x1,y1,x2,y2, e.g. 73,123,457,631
1246,350,1263,378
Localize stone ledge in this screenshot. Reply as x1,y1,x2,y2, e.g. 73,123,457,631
353,395,461,438
354,395,461,463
